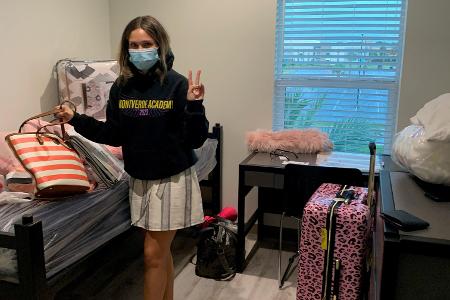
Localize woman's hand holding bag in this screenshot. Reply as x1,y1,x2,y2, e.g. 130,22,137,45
4,102,90,198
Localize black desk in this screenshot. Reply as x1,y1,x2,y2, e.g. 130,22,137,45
371,171,450,300
236,151,396,272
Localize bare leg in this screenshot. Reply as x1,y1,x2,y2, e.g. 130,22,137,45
144,230,177,300
163,253,174,300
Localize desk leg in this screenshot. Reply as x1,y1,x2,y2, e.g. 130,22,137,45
237,167,246,273
236,168,264,273
257,192,264,242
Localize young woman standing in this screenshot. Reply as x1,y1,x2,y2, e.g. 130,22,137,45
56,15,208,300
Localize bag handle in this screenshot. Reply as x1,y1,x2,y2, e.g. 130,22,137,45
35,132,72,149
17,101,77,148
19,100,76,137
36,118,69,138
19,108,61,133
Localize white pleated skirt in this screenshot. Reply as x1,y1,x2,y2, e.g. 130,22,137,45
129,166,204,231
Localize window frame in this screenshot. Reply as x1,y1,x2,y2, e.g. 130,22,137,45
273,0,407,154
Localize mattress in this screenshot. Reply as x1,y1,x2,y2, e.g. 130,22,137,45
0,178,130,282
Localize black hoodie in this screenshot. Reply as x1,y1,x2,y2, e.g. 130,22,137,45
69,51,209,180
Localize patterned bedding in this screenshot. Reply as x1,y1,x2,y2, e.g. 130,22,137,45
0,179,130,282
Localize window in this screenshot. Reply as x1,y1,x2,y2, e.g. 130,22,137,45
273,0,407,154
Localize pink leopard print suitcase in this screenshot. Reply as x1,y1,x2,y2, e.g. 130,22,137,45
297,144,376,300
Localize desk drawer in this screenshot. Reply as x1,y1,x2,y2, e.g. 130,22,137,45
245,171,284,189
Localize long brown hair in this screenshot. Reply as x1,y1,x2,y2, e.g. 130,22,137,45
117,16,171,85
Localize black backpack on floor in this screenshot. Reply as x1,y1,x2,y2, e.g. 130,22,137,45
194,217,237,280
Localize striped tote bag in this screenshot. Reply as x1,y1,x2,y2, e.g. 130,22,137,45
5,105,90,198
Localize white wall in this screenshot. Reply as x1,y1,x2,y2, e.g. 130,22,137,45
111,0,450,216
2,0,450,215
109,0,276,210
0,0,111,131
397,0,450,130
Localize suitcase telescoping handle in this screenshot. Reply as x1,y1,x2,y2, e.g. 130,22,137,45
322,142,377,300
333,258,341,300
367,142,376,209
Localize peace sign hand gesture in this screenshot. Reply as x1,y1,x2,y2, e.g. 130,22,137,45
187,70,205,101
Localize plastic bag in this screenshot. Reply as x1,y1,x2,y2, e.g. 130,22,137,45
194,138,218,181
391,125,450,185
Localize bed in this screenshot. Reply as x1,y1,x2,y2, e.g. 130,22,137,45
0,123,222,300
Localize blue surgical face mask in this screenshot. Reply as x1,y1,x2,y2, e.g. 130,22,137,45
128,47,159,73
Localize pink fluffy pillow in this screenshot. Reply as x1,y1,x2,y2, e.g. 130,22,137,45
246,129,333,154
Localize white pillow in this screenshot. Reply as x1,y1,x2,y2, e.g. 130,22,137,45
410,93,450,141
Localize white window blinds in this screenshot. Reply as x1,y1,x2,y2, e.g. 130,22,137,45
273,0,407,154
